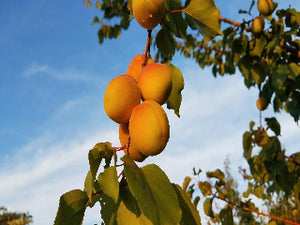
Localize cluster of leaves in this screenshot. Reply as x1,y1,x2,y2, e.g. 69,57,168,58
179,7,300,122
0,207,32,225
58,1,300,224
54,142,201,225
185,118,299,225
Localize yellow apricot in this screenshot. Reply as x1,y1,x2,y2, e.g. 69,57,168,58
256,97,268,111
103,75,141,124
138,63,172,105
252,16,265,35
132,0,166,30
129,100,169,156
126,54,154,81
257,0,275,17
119,123,147,162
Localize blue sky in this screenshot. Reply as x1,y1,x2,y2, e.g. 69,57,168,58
0,0,299,224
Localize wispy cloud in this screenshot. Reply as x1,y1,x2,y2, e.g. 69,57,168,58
2,63,299,225
23,63,100,82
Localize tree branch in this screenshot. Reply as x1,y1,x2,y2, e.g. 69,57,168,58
202,184,300,225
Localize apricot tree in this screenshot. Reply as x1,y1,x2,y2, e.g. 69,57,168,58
54,0,300,224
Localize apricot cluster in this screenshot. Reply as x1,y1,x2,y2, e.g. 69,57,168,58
103,54,172,162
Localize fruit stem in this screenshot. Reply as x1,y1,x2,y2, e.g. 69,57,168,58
143,29,152,66
114,146,125,151
168,9,184,14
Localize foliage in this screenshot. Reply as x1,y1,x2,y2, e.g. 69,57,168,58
55,0,300,224
0,207,32,225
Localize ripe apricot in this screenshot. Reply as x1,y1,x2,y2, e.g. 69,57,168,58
132,0,166,30
126,54,154,81
256,97,268,111
103,75,141,124
257,0,275,17
129,100,169,156
119,123,147,162
252,16,265,35
138,63,172,105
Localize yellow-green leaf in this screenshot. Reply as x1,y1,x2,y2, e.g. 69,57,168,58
165,63,184,117
183,0,222,41
97,166,119,203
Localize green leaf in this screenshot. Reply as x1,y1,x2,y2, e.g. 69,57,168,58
84,170,93,201
203,198,214,218
183,0,222,41
272,65,288,91
243,131,253,161
206,169,225,182
265,117,281,136
251,63,266,85
238,57,254,88
88,142,115,181
97,166,119,203
54,189,88,225
219,207,233,225
99,193,119,225
165,62,184,117
122,156,181,225
250,36,267,57
172,184,201,225
156,28,176,57
182,176,192,192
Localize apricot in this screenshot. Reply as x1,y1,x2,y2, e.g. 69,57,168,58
126,54,154,81
129,100,169,156
252,16,265,35
103,75,141,124
132,0,166,30
257,0,275,17
119,123,147,162
138,63,172,105
256,97,268,111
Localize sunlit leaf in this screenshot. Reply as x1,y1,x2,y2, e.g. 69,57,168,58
173,184,202,225
83,170,93,201
54,189,88,225
97,166,119,203
203,198,214,218
183,0,222,41
122,156,181,225
88,142,115,181
165,62,184,117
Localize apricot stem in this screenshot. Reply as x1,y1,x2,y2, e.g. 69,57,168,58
143,29,152,66
114,146,125,151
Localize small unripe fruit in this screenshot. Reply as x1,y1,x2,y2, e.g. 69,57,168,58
132,0,166,30
256,97,268,111
252,16,265,35
103,75,141,124
138,63,172,105
119,123,147,162
257,0,275,17
129,100,169,156
126,54,154,81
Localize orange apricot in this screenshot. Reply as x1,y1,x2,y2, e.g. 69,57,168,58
256,97,268,111
129,100,169,156
103,75,141,124
119,123,147,162
138,63,172,105
126,54,154,81
252,16,265,35
132,0,166,30
257,0,275,17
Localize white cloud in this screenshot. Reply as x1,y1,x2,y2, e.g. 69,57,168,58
23,63,100,82
1,62,299,225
